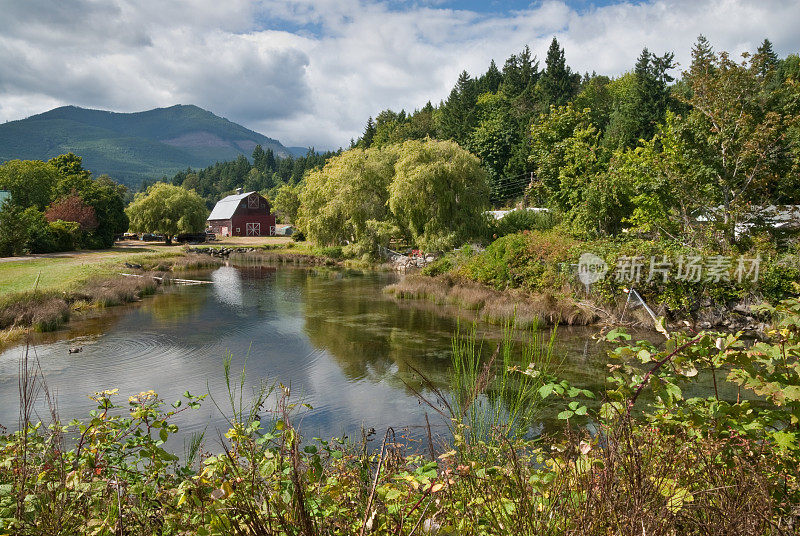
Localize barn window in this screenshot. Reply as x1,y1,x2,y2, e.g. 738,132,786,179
248,194,259,209
246,223,261,236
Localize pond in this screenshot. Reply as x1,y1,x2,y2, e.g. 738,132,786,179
0,265,620,448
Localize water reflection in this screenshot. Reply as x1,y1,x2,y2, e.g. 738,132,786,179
0,266,614,444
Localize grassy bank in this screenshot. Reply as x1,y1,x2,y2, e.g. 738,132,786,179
385,274,596,328
190,242,372,268
0,249,222,341
2,294,799,534
391,230,800,330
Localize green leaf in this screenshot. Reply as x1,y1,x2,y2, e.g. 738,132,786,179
539,384,554,399
385,488,402,501
159,428,168,443
599,402,624,420
557,410,574,420
606,329,631,341
783,385,800,402
771,431,798,452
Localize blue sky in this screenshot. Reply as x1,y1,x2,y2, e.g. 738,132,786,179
1,0,799,148
258,1,623,36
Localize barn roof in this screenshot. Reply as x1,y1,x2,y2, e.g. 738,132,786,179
207,191,258,221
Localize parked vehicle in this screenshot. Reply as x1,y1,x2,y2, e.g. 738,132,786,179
176,233,208,243
140,233,164,242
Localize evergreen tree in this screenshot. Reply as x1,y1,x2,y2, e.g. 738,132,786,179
252,145,266,172
437,71,479,145
362,117,376,148
537,37,579,109
689,35,715,80
264,148,276,172
480,59,503,94
408,102,437,140
501,46,539,99
755,38,780,85
604,48,675,149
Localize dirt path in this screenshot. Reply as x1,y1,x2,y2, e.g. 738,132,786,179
0,246,159,263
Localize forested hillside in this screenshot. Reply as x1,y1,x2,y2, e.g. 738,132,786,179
164,146,340,213
0,105,305,187
350,36,800,225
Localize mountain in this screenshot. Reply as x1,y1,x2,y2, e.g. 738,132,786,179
0,105,307,187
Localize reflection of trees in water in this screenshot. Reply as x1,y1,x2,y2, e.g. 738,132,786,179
300,272,455,393
140,289,208,323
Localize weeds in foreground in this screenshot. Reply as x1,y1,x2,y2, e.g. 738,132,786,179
2,295,800,534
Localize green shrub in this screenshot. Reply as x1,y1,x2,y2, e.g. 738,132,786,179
420,255,454,276
758,258,800,303
493,209,558,237
456,230,576,292
47,220,81,251
312,245,344,260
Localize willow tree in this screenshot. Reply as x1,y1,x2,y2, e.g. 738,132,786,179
297,146,399,246
388,139,491,252
126,183,207,244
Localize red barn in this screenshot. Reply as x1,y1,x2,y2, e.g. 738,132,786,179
207,190,276,237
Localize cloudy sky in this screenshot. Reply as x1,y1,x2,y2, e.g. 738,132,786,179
1,0,799,150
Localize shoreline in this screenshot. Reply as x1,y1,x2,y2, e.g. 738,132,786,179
385,272,772,335
0,251,223,347
0,245,366,347
2,243,772,349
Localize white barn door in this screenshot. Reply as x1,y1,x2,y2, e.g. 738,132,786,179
246,222,261,236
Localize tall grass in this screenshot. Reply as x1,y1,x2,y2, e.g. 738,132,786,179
449,321,557,443
385,274,597,326
0,275,159,334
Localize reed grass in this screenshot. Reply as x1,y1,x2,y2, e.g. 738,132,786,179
0,274,160,334
448,321,558,442
385,274,597,327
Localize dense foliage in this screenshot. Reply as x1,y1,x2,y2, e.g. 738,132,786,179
166,147,339,210
352,37,800,246
0,154,128,256
438,230,800,314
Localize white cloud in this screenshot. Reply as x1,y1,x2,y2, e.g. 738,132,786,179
1,0,799,149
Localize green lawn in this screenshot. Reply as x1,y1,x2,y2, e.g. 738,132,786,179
0,247,179,295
